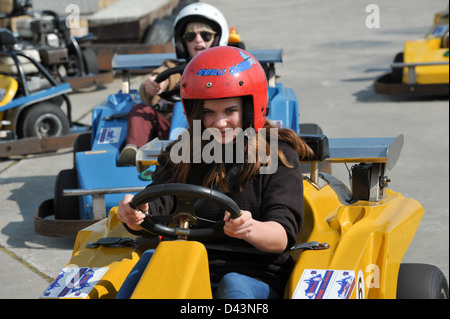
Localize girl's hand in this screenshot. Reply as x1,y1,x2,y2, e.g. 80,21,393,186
117,194,149,231
223,210,253,239
223,210,288,254
143,75,168,96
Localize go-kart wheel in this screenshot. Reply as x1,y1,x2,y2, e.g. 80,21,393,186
396,263,449,299
391,52,404,83
130,183,241,240
81,47,99,75
73,132,91,166
17,102,70,138
142,17,173,46
154,65,186,103
54,169,80,220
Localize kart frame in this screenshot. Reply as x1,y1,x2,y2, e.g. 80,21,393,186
39,133,444,299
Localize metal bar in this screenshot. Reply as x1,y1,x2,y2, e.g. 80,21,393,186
63,186,145,196
92,194,106,220
63,186,146,220
407,66,416,84
391,61,449,68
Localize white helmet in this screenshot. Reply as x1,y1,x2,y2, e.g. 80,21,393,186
173,2,229,59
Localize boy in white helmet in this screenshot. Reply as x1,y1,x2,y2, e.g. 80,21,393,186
118,3,229,166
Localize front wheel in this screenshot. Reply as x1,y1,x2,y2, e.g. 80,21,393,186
17,102,70,138
396,263,448,299
391,52,404,83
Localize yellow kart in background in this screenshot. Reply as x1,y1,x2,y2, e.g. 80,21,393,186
374,6,449,96
39,134,448,299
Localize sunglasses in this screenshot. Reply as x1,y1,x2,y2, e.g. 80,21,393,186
183,31,216,42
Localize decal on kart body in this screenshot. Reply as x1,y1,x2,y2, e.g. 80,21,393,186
430,24,449,37
41,266,109,298
98,127,121,144
293,269,356,299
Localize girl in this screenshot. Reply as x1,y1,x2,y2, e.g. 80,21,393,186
118,46,313,299
118,2,229,165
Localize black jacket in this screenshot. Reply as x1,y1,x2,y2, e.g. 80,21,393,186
126,141,304,294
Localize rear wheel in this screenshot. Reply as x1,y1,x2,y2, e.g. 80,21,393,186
54,169,80,220
396,263,449,299
17,102,70,138
73,132,91,166
142,17,173,45
81,47,99,75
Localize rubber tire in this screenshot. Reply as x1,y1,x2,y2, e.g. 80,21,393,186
396,263,449,299
81,47,99,75
142,17,173,45
54,169,80,220
172,0,199,15
73,132,91,153
391,52,404,83
17,102,70,138
73,132,91,166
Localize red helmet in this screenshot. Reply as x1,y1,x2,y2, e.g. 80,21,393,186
181,46,268,132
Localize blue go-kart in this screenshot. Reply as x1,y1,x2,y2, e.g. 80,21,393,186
34,49,310,237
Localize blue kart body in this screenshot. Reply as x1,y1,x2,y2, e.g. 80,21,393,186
34,49,302,237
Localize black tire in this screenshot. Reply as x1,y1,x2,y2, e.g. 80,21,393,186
73,132,92,166
142,17,173,45
391,52,404,83
54,169,80,220
81,47,99,75
396,263,449,299
73,132,91,153
17,102,70,138
172,0,199,15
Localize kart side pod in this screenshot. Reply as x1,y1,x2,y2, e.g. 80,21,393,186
291,134,426,299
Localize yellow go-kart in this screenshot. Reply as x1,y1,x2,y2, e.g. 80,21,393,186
374,6,449,96
40,134,448,299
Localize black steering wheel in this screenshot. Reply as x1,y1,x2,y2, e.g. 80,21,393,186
154,64,186,103
130,183,241,240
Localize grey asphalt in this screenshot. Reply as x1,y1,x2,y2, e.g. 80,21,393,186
0,0,448,299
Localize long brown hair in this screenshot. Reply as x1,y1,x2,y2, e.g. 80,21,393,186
163,100,313,192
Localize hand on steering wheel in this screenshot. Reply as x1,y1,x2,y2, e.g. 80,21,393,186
130,183,241,240
153,65,186,103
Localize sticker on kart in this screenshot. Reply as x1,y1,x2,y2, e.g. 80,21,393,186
98,127,121,144
293,269,356,299
41,266,109,298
